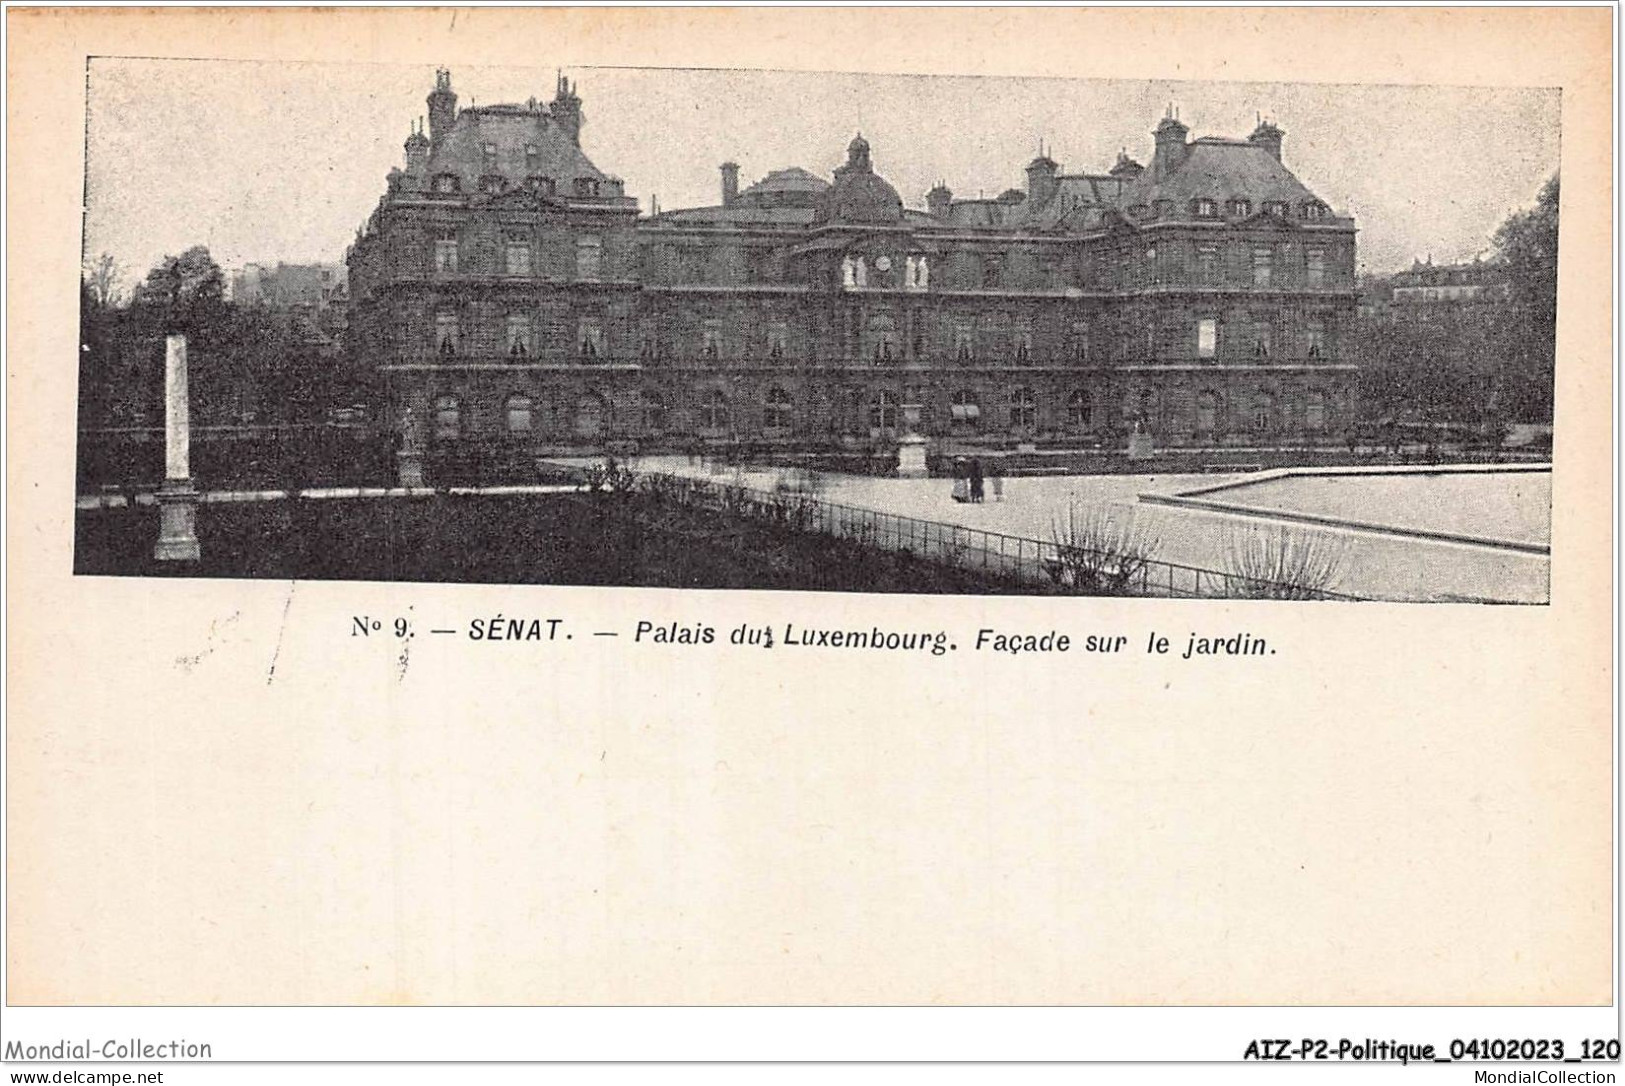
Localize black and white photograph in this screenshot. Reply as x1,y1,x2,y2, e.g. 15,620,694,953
74,57,1559,602
12,6,1615,1070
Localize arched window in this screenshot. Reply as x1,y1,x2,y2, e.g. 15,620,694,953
1305,391,1327,432
1067,390,1093,430
765,386,793,430
867,315,896,362
950,389,980,429
700,390,729,431
1195,390,1222,435
433,395,460,440
641,390,666,433
1252,392,1275,434
1008,387,1036,431
869,389,898,431
505,394,534,435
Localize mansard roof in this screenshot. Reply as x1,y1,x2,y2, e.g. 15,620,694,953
427,106,607,188
1118,137,1330,213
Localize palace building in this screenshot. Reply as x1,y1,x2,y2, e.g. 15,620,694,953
346,70,1358,470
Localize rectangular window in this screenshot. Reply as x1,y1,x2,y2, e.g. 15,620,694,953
1252,247,1274,287
482,142,498,169
506,314,532,356
1306,324,1326,359
577,318,604,358
504,233,531,276
1253,323,1272,358
576,236,603,281
524,144,539,169
434,313,460,355
1306,247,1326,288
1197,318,1217,360
767,322,788,359
1196,245,1218,286
1071,322,1089,362
954,323,974,361
981,256,1002,289
434,232,458,273
702,323,721,359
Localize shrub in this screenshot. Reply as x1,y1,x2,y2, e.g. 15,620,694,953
1049,503,1162,595
1224,522,1350,599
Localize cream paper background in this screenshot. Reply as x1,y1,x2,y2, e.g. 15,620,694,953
5,7,1613,1005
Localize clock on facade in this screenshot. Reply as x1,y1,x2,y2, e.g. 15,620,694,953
873,255,892,272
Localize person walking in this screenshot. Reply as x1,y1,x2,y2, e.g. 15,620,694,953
990,460,1004,502
969,457,984,503
951,457,970,503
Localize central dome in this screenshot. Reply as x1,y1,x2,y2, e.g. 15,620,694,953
813,132,903,225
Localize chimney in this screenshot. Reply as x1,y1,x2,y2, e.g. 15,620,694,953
1152,106,1189,181
720,161,740,206
426,68,458,152
1025,146,1059,207
926,181,953,218
551,71,583,147
404,117,429,173
1249,117,1284,162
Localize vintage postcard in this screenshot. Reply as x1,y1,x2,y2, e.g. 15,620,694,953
5,4,1615,1060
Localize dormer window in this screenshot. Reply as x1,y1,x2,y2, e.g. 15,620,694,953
479,175,504,195
1264,200,1289,216
1302,201,1327,221
524,144,540,169
1228,199,1252,218
1193,198,1218,218
572,177,600,197
1153,199,1174,219
482,142,498,169
526,175,555,196
431,173,460,195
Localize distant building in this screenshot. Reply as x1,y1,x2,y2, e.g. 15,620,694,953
347,71,1358,469
1389,256,1510,308
230,261,348,309
231,261,349,358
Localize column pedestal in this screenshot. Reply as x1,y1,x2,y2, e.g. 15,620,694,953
153,483,201,562
897,436,929,478
1127,431,1155,461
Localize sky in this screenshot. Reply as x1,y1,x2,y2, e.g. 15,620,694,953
83,57,1561,289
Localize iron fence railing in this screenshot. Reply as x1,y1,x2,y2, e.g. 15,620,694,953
557,463,1366,600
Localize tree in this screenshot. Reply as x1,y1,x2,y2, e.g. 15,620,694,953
131,245,226,335
82,252,125,309
1491,174,1559,421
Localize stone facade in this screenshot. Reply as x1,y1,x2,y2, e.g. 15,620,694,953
347,74,1358,461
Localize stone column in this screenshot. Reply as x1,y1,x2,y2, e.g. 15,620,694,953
153,334,201,561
